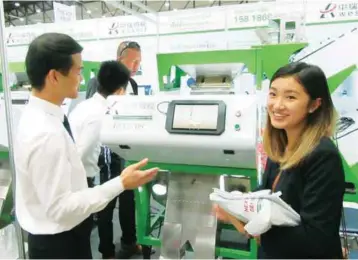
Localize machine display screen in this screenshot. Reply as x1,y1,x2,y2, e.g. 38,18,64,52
165,100,226,135
172,104,219,130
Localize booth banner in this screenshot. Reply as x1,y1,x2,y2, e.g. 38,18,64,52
227,2,275,29
47,20,98,41
5,1,358,46
159,8,226,34
227,1,358,29
305,1,358,23
98,16,157,38
158,32,227,53
5,25,44,46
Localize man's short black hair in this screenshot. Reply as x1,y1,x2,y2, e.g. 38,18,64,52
97,60,130,97
25,33,83,91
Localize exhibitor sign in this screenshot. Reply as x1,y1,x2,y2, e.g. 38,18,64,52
99,17,157,38
320,2,358,20
5,27,44,46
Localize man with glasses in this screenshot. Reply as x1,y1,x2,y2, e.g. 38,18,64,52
86,41,141,98
85,41,143,259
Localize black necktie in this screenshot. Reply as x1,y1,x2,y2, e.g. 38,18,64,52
63,115,74,142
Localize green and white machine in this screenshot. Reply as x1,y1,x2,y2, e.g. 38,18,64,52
100,94,259,259
100,31,358,257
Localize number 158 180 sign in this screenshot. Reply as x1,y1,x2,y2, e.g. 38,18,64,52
234,13,272,25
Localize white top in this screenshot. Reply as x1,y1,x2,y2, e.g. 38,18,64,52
14,95,124,235
126,81,134,95
69,93,107,178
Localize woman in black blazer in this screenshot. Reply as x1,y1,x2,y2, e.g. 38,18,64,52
214,62,345,259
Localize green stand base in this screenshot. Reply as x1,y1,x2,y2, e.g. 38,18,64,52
129,161,259,259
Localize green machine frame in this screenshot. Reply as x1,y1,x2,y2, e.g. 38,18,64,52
130,43,358,259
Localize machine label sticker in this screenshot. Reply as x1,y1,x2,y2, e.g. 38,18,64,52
114,122,146,131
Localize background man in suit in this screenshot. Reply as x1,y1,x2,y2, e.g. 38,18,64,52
86,41,141,98
85,41,143,259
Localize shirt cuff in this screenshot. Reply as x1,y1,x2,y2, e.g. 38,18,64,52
99,175,125,199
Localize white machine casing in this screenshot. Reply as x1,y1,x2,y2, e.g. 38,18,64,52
0,91,30,151
100,95,258,169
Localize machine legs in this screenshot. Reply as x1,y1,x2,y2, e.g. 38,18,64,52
142,245,152,259
159,174,219,259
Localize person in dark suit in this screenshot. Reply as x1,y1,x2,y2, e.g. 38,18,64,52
86,41,140,98
85,41,143,259
213,62,345,259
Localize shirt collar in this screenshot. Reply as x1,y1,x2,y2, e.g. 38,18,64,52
28,95,65,121
92,92,107,107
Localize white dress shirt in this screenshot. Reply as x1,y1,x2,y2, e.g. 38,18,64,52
69,93,107,178
14,95,124,235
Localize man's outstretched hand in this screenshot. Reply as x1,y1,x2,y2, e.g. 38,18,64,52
121,158,159,190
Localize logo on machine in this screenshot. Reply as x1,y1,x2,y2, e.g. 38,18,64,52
320,2,358,19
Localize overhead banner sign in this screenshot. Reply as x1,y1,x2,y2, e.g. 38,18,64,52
307,1,358,23
5,26,45,46
227,2,274,29
47,20,98,41
53,2,76,23
98,17,157,38
5,1,358,46
159,8,226,34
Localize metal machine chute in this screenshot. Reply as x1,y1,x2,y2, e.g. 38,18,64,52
100,94,258,259
176,63,245,95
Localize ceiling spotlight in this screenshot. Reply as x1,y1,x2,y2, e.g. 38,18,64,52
165,2,169,7
36,9,41,13
14,2,20,7
86,10,91,14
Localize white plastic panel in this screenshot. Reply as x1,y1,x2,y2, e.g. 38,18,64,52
0,91,30,152
292,26,358,78
100,95,258,169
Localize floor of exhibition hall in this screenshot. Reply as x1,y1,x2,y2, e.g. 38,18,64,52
90,202,160,259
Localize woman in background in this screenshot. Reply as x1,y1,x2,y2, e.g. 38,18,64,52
214,62,345,259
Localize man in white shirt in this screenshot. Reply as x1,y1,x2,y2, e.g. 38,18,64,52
14,33,158,259
85,40,144,259
69,60,130,258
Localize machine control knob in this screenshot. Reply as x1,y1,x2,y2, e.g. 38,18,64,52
234,124,241,131
235,111,241,117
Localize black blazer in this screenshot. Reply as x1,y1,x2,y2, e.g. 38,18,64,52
129,78,138,96
258,137,345,259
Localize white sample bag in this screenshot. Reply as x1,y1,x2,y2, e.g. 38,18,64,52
209,189,301,236
0,223,19,259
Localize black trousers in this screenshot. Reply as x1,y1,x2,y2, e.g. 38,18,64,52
96,150,137,258
27,217,93,259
